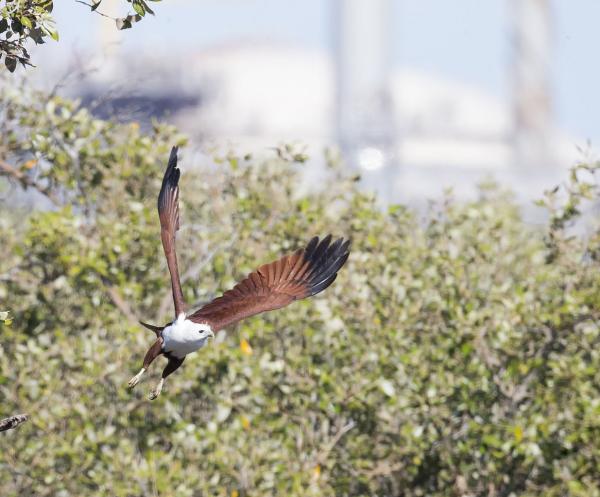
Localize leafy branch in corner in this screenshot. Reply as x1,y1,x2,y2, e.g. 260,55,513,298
0,0,162,72
0,0,57,72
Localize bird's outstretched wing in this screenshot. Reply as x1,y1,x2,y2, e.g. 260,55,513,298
158,146,185,317
188,235,350,331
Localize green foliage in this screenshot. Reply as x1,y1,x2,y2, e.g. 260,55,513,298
0,0,161,71
0,310,11,325
2,86,600,496
0,0,57,71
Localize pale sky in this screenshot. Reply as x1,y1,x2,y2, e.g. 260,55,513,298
31,0,600,147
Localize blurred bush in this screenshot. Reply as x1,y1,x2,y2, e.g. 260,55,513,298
1,83,600,497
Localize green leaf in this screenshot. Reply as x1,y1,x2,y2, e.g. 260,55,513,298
140,0,155,15
115,17,131,30
11,18,23,34
39,0,54,12
20,16,33,29
132,2,145,17
5,56,17,72
116,15,141,30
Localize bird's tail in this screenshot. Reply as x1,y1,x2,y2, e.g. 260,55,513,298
139,321,164,337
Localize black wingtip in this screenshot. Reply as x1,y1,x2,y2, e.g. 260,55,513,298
168,146,178,167
303,235,350,296
158,147,181,209
166,146,180,179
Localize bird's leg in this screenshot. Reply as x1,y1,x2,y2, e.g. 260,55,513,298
128,338,163,389
149,356,185,400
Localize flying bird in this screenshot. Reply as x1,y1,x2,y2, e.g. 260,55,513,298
128,147,350,399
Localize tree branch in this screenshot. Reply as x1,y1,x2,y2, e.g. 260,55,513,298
74,1,118,21
0,413,29,432
102,279,138,325
0,159,60,206
316,421,355,466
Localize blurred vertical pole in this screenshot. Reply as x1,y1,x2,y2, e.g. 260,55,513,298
98,0,120,80
511,0,555,170
334,0,395,203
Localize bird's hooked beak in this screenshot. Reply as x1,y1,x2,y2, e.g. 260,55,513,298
206,329,215,342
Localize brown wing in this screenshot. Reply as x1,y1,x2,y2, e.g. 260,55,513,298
189,235,350,331
158,146,185,317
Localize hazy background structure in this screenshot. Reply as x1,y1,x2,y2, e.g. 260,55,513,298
29,0,600,204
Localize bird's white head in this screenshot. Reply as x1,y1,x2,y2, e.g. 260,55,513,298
197,324,215,342
162,315,215,357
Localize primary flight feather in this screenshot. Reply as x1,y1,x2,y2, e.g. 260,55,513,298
128,147,350,399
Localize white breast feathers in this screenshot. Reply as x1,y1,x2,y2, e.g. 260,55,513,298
161,314,214,358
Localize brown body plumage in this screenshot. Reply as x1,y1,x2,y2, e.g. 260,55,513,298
128,147,350,399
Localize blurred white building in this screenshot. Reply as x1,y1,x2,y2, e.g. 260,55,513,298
58,0,580,205
72,39,578,204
